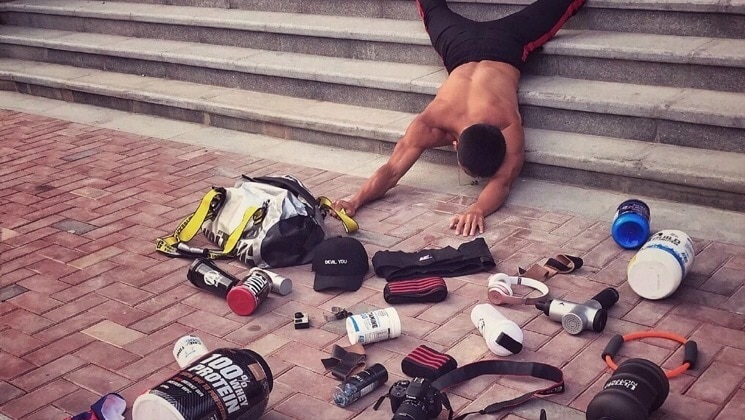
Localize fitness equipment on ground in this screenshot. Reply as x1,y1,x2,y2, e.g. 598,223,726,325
534,287,619,335
585,331,698,420
487,273,549,305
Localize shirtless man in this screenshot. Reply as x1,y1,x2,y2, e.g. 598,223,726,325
333,0,586,236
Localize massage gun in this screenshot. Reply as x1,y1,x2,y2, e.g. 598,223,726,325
534,287,619,335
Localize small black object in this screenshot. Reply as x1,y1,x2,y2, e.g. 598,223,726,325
335,309,352,320
374,378,446,420
586,358,669,420
601,334,626,361
294,312,310,329
325,306,353,321
187,258,240,298
540,409,547,420
683,340,698,369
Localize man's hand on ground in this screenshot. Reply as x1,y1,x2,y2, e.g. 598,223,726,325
332,199,357,218
450,209,485,236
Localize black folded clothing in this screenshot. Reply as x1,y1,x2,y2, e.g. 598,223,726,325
372,237,496,281
401,345,458,381
384,276,448,304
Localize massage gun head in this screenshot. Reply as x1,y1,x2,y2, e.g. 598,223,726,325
563,308,608,335
535,287,619,335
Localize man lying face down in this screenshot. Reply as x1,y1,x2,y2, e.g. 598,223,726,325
333,0,586,236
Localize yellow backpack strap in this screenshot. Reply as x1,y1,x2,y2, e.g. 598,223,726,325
156,188,223,258
318,196,359,233
217,204,264,257
157,187,266,260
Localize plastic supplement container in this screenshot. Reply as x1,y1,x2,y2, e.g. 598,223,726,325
132,348,273,420
611,199,651,249
172,335,209,369
627,230,695,300
346,307,401,345
226,269,271,316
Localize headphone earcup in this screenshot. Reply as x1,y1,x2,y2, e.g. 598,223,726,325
488,273,514,304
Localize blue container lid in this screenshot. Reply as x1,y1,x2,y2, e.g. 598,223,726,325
612,213,650,249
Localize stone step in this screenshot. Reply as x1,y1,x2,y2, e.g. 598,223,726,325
90,0,745,38
5,89,745,247
1,27,743,154
1,3,743,92
1,58,744,212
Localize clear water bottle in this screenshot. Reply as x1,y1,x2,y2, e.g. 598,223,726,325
332,364,388,407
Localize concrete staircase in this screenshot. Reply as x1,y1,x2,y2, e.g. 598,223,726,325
1,0,744,211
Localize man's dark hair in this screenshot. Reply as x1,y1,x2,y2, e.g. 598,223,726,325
456,124,507,178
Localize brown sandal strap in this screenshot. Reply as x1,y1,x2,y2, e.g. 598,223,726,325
518,254,583,280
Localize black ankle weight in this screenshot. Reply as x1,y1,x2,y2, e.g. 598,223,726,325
586,358,669,420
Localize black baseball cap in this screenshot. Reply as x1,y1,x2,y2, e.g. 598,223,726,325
312,236,369,292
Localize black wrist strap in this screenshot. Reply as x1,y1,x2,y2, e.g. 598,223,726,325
431,361,564,420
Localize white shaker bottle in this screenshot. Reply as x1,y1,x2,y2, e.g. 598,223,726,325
471,304,524,356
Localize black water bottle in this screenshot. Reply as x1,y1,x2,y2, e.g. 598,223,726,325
332,364,389,407
187,258,240,298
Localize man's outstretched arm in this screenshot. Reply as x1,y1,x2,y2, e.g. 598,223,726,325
334,116,447,216
451,123,525,235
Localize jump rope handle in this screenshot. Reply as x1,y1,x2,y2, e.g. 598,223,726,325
601,332,698,379
683,340,698,369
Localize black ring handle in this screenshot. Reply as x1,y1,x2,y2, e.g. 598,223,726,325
601,334,624,361
683,340,698,369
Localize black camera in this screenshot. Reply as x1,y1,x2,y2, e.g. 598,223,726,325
387,378,444,420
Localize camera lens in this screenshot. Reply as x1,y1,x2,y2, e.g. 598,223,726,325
392,400,429,420
586,358,669,420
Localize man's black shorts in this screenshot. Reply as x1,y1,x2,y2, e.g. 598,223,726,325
415,0,585,73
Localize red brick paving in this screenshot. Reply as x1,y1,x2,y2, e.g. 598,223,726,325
1,110,745,419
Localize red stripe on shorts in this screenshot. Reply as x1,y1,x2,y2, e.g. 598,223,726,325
521,0,585,61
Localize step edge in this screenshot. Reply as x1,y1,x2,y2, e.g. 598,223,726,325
1,61,742,195
2,0,743,16
3,25,744,69
1,33,743,129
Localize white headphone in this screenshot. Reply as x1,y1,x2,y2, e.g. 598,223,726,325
487,273,549,305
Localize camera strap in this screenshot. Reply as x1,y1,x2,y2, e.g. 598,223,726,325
431,360,564,420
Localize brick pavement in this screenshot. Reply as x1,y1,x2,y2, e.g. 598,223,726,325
1,109,744,420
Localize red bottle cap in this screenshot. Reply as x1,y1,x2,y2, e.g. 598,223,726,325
226,286,258,316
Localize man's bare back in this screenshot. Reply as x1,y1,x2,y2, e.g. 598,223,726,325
332,0,585,235
415,61,522,149
333,60,526,236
